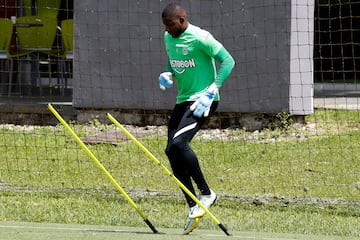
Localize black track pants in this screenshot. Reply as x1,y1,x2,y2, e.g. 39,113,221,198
165,101,218,207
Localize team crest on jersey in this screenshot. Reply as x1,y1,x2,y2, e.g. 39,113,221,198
182,46,188,55
176,44,189,56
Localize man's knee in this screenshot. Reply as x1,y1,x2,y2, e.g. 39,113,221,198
166,138,185,156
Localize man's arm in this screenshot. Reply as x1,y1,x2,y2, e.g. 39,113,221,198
190,47,235,117
213,47,235,88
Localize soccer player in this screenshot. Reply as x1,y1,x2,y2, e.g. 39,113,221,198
159,2,235,234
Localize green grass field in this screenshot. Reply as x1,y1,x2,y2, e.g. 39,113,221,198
0,109,359,238
1,221,359,240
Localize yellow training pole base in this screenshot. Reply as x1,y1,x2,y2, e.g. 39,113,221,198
48,104,158,234
107,113,231,236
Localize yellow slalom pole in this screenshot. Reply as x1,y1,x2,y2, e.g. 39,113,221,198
107,113,231,236
48,104,158,234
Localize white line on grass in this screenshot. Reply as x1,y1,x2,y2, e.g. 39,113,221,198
200,233,297,240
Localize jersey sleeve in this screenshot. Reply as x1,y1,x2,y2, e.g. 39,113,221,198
214,47,235,88
197,30,223,57
198,30,235,88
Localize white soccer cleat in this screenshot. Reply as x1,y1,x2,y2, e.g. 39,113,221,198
189,189,217,218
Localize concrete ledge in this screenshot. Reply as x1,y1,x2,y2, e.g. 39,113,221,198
77,109,302,131
0,98,77,125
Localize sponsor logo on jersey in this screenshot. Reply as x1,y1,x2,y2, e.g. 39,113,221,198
170,59,195,74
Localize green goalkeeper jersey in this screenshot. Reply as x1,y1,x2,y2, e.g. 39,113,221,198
164,23,224,104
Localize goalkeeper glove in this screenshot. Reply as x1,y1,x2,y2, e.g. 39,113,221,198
159,72,173,90
190,83,218,118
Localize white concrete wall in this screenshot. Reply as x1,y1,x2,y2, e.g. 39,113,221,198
289,0,314,114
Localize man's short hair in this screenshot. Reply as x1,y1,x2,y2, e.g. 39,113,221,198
162,3,184,19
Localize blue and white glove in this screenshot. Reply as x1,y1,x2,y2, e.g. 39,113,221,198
159,72,173,90
190,83,218,118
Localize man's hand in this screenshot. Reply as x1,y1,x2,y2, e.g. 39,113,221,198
159,72,173,90
190,83,218,118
